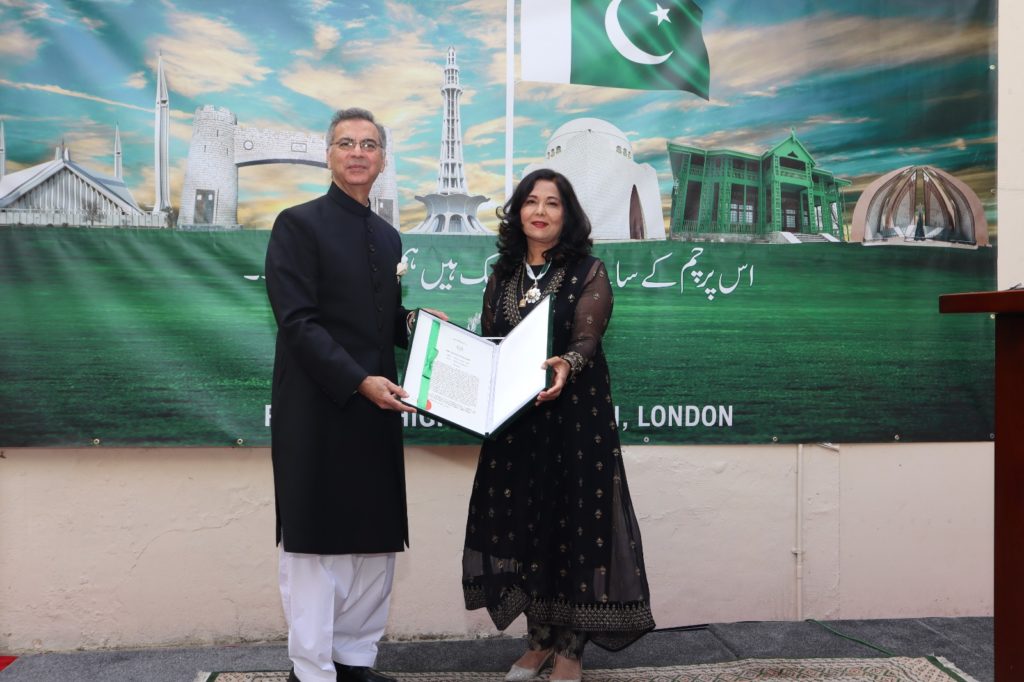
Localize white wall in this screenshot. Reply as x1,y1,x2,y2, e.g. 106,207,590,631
1,0,1018,655
0,442,995,653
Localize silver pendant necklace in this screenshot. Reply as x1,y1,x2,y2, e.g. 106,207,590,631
519,259,551,307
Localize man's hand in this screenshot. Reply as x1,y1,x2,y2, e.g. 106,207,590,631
358,375,416,413
422,307,449,322
535,355,569,405
407,308,449,334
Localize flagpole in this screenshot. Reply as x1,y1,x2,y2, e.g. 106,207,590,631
504,0,515,202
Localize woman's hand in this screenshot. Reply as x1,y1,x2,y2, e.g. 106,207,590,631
536,355,570,405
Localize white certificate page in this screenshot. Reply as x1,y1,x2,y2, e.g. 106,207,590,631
403,312,495,436
492,298,550,426
402,298,551,437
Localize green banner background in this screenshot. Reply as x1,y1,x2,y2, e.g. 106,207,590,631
0,227,994,447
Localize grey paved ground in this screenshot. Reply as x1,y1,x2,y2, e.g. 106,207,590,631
0,617,992,682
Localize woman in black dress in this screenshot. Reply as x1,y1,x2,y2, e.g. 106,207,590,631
462,169,654,682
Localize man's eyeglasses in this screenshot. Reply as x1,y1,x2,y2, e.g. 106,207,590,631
332,138,381,152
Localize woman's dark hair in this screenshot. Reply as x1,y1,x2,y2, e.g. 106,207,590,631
492,168,593,279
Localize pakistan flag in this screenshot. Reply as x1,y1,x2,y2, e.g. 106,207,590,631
521,0,711,97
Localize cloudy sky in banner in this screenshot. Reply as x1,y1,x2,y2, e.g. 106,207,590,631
0,0,996,230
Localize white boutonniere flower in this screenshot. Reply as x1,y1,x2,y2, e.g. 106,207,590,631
396,259,409,282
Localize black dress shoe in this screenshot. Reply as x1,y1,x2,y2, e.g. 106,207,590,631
334,662,397,682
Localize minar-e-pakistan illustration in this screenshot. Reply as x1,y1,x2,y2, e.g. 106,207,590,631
408,46,492,235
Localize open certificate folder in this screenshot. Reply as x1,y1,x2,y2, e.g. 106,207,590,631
401,296,553,438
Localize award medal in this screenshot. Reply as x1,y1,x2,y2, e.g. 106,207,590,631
520,260,551,307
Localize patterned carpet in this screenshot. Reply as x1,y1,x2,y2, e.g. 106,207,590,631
196,656,975,682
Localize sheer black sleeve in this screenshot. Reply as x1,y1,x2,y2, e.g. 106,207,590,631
481,274,499,337
562,259,613,378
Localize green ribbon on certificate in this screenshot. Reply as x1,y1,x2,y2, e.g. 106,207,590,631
417,319,441,409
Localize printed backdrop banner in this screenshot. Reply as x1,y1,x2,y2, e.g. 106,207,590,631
0,0,997,446
0,228,994,446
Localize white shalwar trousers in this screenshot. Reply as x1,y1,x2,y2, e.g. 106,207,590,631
279,549,396,682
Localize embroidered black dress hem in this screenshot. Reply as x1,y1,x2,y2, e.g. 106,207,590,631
461,256,655,652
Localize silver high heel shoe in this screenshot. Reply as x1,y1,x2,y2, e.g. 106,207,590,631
504,650,553,681
549,654,582,682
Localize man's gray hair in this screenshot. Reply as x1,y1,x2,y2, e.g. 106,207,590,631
326,108,386,150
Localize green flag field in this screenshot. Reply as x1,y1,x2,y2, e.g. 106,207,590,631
0,227,994,448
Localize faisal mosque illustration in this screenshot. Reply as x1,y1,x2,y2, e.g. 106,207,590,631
0,126,166,228
525,117,665,241
0,56,172,228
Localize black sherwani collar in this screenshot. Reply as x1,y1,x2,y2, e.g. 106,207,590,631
327,182,372,217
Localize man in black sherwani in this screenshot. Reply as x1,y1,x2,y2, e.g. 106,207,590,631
266,108,429,682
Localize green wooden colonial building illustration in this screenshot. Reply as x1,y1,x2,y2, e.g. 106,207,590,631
667,130,851,242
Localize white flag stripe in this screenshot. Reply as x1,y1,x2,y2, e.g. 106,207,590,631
521,0,571,84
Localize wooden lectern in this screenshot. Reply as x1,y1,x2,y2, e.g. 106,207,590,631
939,289,1024,680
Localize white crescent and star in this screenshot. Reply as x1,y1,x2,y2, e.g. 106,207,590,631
604,0,673,65
651,3,671,25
